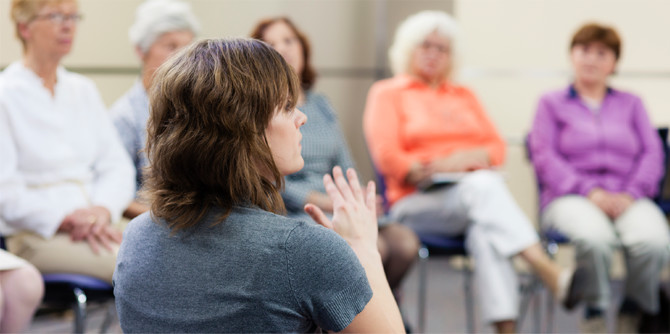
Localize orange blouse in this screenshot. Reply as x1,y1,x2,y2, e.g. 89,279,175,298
363,75,506,205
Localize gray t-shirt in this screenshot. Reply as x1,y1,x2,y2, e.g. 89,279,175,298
114,206,372,333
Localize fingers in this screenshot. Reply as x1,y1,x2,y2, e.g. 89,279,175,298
87,226,122,255
86,234,101,255
90,220,104,236
305,204,333,230
108,228,123,244
323,174,345,207
365,181,376,211
332,167,355,202
346,168,364,202
96,230,115,252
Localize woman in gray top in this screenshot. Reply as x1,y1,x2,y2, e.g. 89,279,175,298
114,38,404,333
251,17,420,294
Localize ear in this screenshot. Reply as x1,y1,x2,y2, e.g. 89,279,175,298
135,45,146,62
17,22,31,42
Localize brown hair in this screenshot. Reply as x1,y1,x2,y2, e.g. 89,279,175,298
250,17,317,91
570,23,622,60
142,38,300,232
11,0,76,49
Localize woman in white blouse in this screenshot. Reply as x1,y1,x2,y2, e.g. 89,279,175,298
0,0,135,282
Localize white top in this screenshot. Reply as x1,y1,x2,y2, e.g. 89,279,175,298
0,61,135,238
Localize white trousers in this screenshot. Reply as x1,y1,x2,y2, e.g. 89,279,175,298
543,196,670,313
390,170,539,323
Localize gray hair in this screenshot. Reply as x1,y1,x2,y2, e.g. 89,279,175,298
129,0,201,53
388,10,460,77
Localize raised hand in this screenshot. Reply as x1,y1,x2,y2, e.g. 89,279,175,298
305,166,378,250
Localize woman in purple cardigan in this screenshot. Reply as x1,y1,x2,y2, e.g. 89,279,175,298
530,23,669,333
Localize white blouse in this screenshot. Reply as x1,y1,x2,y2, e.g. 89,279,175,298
0,61,135,238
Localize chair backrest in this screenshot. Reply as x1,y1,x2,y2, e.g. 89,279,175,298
373,168,392,215
655,127,670,213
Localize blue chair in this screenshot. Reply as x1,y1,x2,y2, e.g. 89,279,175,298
374,169,540,333
0,236,115,333
41,273,115,333
373,169,475,332
415,232,475,333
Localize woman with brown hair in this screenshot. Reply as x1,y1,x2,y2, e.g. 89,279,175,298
114,38,404,333
530,23,669,333
250,17,420,297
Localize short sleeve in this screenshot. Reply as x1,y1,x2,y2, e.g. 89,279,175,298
285,223,372,332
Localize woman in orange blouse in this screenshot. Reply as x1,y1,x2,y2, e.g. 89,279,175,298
364,11,584,333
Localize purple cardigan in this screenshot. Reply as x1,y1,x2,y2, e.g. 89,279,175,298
529,85,664,210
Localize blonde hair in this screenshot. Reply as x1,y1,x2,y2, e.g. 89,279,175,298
11,0,77,48
143,38,300,232
388,10,460,78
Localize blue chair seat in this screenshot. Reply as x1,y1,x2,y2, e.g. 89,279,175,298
543,229,571,244
41,273,115,333
43,273,113,290
417,233,468,256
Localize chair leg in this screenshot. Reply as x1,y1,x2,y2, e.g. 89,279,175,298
73,287,87,334
532,280,542,333
99,301,116,333
545,290,555,333
463,258,475,333
544,240,559,334
417,245,429,333
517,275,532,328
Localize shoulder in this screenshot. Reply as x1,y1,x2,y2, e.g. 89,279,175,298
369,76,406,95
109,83,144,121
0,62,31,96
303,91,337,121
283,219,361,275
305,91,330,106
60,68,99,92
285,219,346,250
609,88,643,104
538,87,570,104
450,84,479,99
123,211,164,237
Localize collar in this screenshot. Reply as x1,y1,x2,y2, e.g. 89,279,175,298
567,84,614,99
396,74,453,92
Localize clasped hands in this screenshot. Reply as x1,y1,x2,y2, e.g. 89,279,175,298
587,188,634,219
58,205,122,254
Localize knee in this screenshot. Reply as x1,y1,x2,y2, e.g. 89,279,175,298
377,236,389,262
459,170,504,194
395,229,421,261
380,224,420,261
8,265,44,307
625,237,670,260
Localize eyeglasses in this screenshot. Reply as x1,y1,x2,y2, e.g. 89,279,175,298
32,12,83,24
419,41,450,54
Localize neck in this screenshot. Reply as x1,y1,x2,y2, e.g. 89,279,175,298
573,79,608,101
413,73,444,89
23,49,61,94
141,68,153,91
